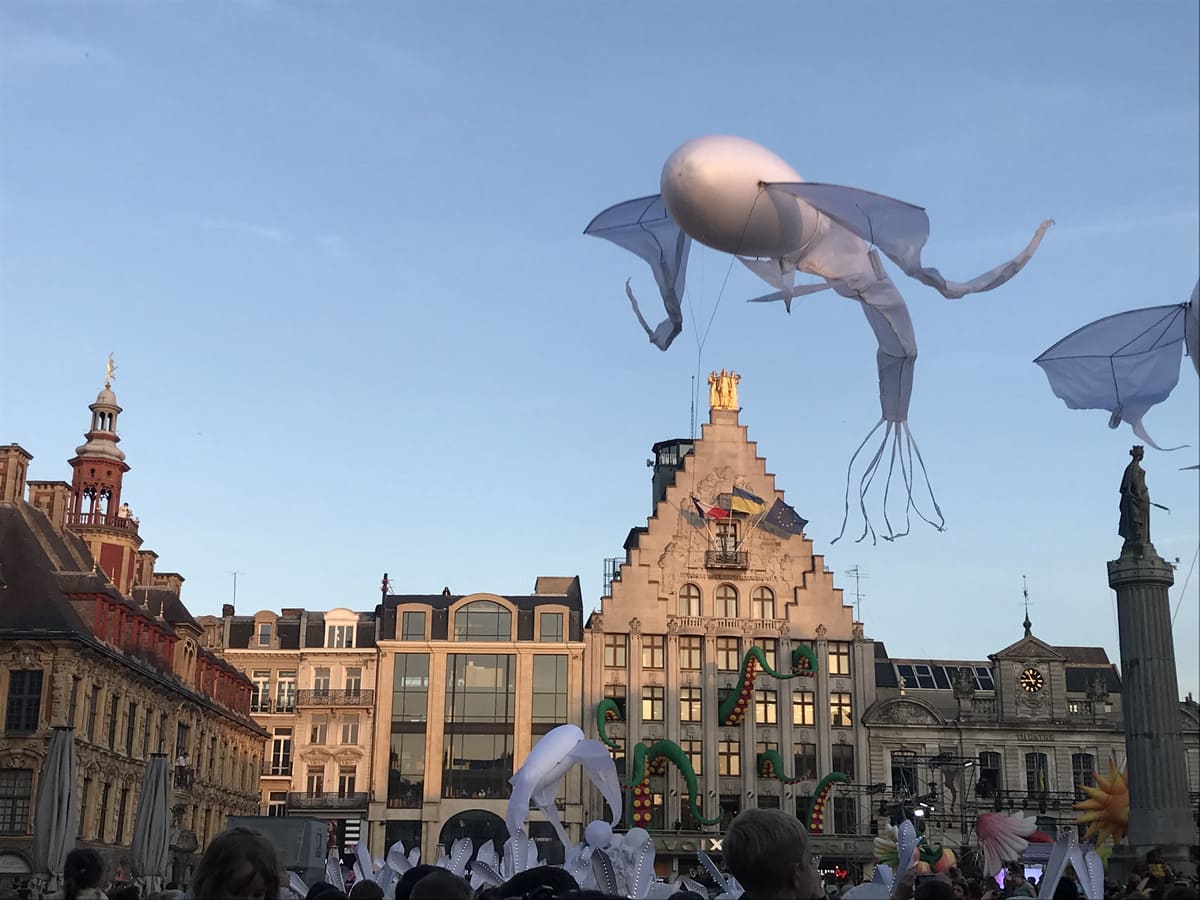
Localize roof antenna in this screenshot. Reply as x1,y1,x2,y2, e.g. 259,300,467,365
1022,575,1033,637
845,565,868,620
690,375,696,439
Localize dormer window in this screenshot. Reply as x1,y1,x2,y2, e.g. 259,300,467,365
453,600,512,641
257,623,272,646
326,625,355,648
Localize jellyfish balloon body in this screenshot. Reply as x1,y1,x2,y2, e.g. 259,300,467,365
586,135,1053,542
1035,280,1198,452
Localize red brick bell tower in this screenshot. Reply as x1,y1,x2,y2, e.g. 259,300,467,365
66,356,143,593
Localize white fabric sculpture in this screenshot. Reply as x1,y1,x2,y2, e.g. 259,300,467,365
976,811,1039,877
1035,829,1104,900
587,135,1052,542
1036,279,1198,450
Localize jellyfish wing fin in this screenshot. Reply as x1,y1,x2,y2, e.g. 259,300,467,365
585,194,692,350
764,181,1052,299
1035,303,1188,450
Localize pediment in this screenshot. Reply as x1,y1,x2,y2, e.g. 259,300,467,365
990,635,1065,662
863,696,946,727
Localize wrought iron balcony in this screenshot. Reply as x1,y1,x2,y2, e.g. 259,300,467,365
295,689,374,707
705,549,748,569
287,791,369,811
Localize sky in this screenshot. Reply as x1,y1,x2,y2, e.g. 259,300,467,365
2,2,1197,697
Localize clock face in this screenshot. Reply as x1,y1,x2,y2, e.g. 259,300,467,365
1020,667,1045,693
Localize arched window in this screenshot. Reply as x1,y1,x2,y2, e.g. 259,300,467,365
716,584,738,618
751,587,775,619
678,584,701,617
454,601,513,641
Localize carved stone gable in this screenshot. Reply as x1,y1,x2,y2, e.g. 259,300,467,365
868,698,943,726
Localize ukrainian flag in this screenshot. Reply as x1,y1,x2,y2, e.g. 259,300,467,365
730,486,767,515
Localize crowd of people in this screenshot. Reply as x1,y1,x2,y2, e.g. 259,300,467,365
4,812,1196,900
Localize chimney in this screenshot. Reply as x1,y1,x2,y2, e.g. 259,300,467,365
221,604,235,617
152,572,185,596
0,445,33,505
27,480,70,530
135,550,158,588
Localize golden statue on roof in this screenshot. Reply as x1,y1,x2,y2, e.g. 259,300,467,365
708,369,740,410
105,353,117,388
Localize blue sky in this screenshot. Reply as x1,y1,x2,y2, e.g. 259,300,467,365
2,2,1197,696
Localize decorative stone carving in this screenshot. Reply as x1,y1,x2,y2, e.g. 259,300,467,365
779,624,790,638
852,622,865,641
628,617,641,635
704,620,720,635
591,615,603,631
872,699,941,726
667,618,680,634
815,624,828,637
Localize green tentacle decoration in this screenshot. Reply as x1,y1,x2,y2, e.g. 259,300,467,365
756,749,804,783
718,646,798,725
627,740,721,829
791,643,818,676
806,771,849,833
593,699,718,829
596,697,622,749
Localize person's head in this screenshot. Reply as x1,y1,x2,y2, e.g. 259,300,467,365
394,865,440,900
64,848,107,899
408,870,472,900
915,875,957,900
108,887,141,900
304,883,346,900
1007,866,1026,885
723,808,822,899
1131,445,1145,461
498,866,579,899
191,826,281,900
952,880,967,900
348,880,384,900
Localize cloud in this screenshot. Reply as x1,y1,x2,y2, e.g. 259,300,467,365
200,218,289,243
0,31,118,67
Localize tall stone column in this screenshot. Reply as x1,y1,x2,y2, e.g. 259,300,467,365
1107,447,1195,862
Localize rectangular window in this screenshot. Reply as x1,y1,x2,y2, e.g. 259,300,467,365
1072,752,1095,801
0,770,33,835
115,786,129,843
5,670,43,733
754,689,777,725
326,625,355,648
832,743,855,779
680,739,702,776
270,728,293,776
251,671,271,713
310,717,328,745
642,685,664,722
341,715,359,745
974,666,996,691
107,694,120,749
67,678,80,729
715,519,739,553
258,622,272,646
679,686,702,723
266,791,287,817
603,684,627,721
445,654,516,724
275,672,297,713
388,731,426,808
532,656,569,724
751,638,777,670
679,636,702,670
719,795,740,829
642,635,665,669
392,654,430,722
442,732,514,799
125,702,138,755
977,750,1002,797
1026,752,1049,797
830,692,853,727
716,637,740,671
833,795,856,835
794,743,817,781
337,765,357,796
792,691,816,727
891,756,917,796
401,611,426,641
141,712,151,757
603,634,627,668
539,612,564,643
313,668,331,692
828,642,851,676
306,765,325,795
344,667,362,695
96,783,110,840
718,740,741,776
79,779,91,837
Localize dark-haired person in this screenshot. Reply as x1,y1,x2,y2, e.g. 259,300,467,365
190,826,282,900
64,848,109,900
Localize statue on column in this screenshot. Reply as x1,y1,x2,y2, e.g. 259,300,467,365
1118,445,1150,553
708,369,741,410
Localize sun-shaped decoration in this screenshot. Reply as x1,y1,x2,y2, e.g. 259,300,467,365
1073,755,1129,845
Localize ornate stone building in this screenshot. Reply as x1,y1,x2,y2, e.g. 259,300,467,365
371,577,586,865
201,605,380,861
583,375,879,875
0,377,266,891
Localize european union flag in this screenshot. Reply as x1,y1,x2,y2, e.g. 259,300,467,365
759,498,808,537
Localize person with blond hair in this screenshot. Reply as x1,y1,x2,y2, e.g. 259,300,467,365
722,808,824,900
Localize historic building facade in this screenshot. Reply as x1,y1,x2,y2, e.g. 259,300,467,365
0,377,265,891
371,577,587,864
201,605,380,860
583,375,879,874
